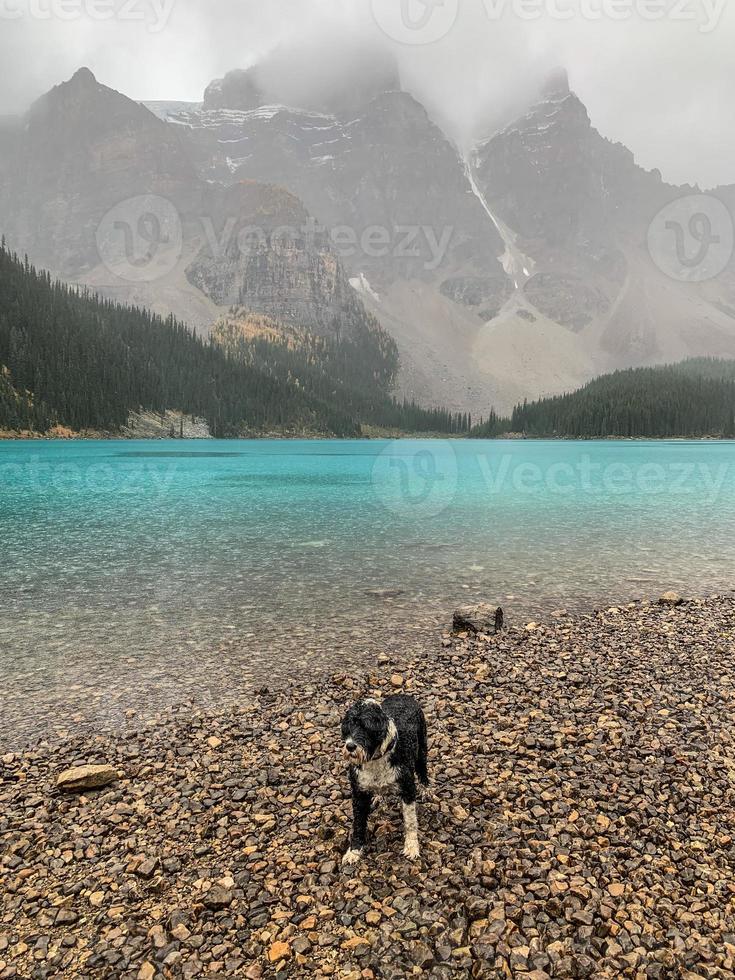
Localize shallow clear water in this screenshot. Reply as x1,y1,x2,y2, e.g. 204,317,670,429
1,438,734,746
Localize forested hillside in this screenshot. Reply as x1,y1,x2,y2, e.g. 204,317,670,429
472,360,735,439
0,365,44,432
0,244,466,437
211,312,472,436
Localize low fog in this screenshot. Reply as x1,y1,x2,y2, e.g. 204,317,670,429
0,0,733,188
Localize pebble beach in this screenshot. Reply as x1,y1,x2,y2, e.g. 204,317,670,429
2,595,735,978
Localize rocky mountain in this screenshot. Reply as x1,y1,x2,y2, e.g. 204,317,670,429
156,63,735,414
470,69,735,398
163,71,514,412
175,91,504,288
1,62,734,417
0,67,197,276
185,181,383,343
0,68,384,357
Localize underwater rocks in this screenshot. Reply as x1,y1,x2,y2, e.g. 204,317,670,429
1,595,735,977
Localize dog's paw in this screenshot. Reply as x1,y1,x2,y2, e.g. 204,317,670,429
402,838,421,861
342,848,363,867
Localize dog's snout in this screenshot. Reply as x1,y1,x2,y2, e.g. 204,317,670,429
345,740,357,754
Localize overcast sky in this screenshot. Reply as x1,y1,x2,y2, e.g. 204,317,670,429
1,0,733,188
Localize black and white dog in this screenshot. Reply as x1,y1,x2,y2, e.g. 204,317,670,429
340,694,429,866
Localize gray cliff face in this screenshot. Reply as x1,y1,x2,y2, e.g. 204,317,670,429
184,182,375,340
476,90,613,252
203,69,265,113
473,69,668,265
168,62,735,413
172,89,506,291
470,70,735,368
439,276,515,322
0,68,198,275
165,81,514,415
0,69,379,348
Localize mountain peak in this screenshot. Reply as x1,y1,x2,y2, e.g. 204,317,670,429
28,67,144,127
204,46,401,118
542,67,570,100
69,67,98,88
27,67,105,121
203,68,263,112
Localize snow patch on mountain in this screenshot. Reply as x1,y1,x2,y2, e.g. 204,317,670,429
463,156,535,290
349,274,380,303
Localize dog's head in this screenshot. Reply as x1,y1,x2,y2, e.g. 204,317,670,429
340,698,389,765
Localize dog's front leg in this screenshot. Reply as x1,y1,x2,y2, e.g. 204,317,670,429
343,773,372,867
399,771,420,861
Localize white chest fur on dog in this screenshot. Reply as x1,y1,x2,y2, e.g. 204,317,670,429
355,754,399,793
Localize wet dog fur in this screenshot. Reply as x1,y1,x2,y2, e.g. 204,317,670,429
340,695,429,865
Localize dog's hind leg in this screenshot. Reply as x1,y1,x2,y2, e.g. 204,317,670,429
416,711,429,787
399,772,421,860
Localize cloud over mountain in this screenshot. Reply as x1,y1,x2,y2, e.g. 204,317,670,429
1,0,734,186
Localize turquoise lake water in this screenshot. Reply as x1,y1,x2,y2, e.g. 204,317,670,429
1,438,734,746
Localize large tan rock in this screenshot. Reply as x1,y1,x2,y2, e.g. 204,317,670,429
267,941,291,963
56,764,120,792
659,591,684,607
453,604,504,635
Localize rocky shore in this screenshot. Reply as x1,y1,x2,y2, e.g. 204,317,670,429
2,596,735,978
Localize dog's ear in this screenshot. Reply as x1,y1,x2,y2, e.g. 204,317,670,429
340,705,353,733
362,702,388,733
